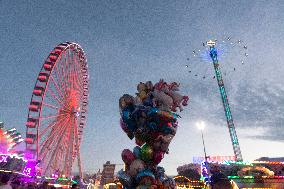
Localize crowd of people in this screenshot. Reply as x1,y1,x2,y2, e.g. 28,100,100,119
0,174,80,189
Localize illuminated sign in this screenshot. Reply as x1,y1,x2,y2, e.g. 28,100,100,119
22,160,37,177
23,167,31,176
193,156,236,164
0,154,8,163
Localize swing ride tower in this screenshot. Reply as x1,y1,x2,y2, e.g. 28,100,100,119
207,40,243,161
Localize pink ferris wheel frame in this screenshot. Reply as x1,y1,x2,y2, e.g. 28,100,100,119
25,42,89,178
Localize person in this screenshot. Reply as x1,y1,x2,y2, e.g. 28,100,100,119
210,172,233,189
0,174,12,189
11,179,21,189
71,184,79,189
26,184,36,189
211,180,233,189
210,166,233,189
39,181,49,189
87,179,95,189
231,180,239,189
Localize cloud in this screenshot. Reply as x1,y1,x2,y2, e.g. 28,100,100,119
233,80,284,141
185,66,284,143
228,82,282,141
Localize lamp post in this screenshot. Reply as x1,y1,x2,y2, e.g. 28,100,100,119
196,121,210,184
196,121,207,162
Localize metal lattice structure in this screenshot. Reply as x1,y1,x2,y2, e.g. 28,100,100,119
207,40,243,161
25,42,89,177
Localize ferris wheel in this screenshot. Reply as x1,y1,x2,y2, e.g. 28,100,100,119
25,42,89,177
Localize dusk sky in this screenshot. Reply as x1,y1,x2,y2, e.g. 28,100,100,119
0,0,283,175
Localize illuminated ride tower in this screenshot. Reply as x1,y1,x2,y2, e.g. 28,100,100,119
207,40,243,161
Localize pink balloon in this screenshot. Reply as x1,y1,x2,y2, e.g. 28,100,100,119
153,151,165,164
121,149,135,165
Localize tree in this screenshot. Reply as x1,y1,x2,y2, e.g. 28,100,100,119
177,164,201,180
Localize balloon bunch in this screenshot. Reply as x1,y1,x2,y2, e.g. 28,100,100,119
118,79,189,189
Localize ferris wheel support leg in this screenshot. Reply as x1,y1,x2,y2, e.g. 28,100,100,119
75,123,83,179
63,122,74,177
78,147,83,179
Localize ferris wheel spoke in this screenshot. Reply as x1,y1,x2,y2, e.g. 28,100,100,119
68,65,74,91
43,96,62,111
39,119,60,139
40,113,66,121
72,66,78,91
39,116,70,152
71,70,81,94
53,62,62,84
73,52,83,88
43,118,70,174
66,50,73,91
59,51,69,94
50,144,65,171
69,50,77,91
50,75,65,99
70,69,83,96
39,114,69,138
62,50,70,87
59,66,66,94
40,118,70,170
51,63,61,88
53,61,65,93
46,87,68,110
75,61,86,94
63,51,72,94
58,54,68,94
42,102,59,110
73,59,84,94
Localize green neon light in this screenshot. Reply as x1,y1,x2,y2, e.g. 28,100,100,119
58,178,69,181
57,178,77,184
71,180,78,184
228,176,254,179
223,160,253,166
